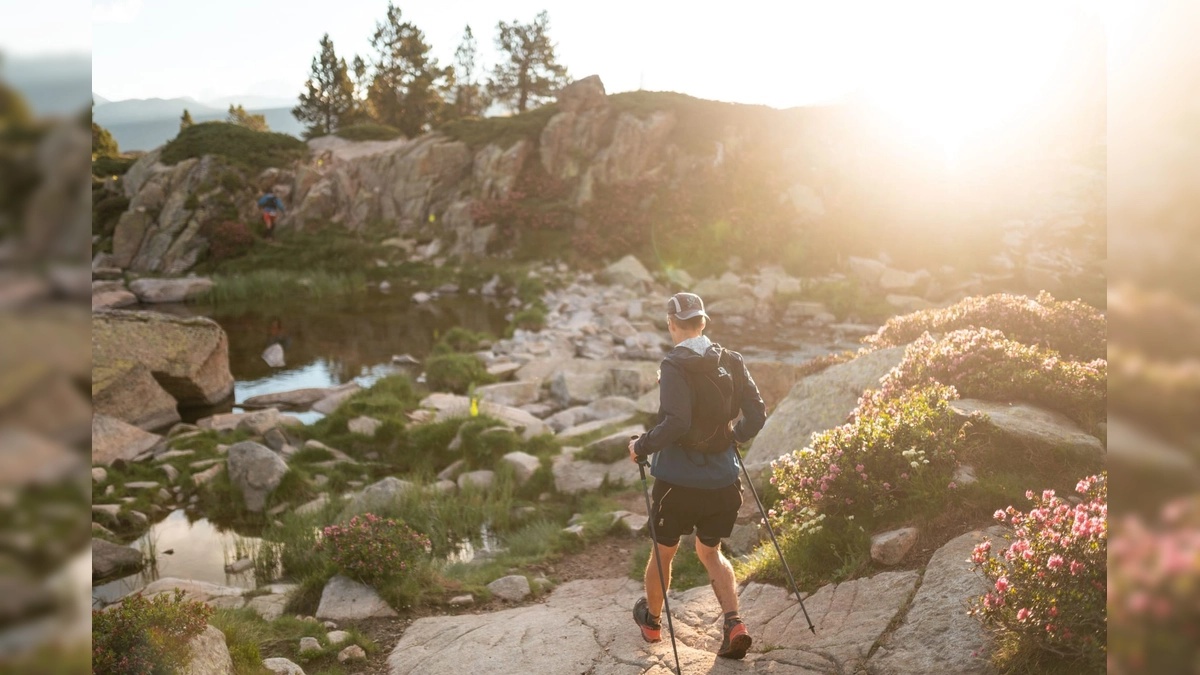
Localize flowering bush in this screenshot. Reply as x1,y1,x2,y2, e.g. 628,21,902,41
470,161,571,239
879,328,1107,428
314,513,431,584
863,292,1106,362
92,589,213,675
1107,495,1200,673
969,473,1107,670
770,384,967,527
202,220,255,261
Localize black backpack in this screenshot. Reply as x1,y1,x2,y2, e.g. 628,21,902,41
677,349,743,455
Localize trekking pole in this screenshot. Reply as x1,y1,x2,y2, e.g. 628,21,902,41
735,446,816,634
635,451,683,675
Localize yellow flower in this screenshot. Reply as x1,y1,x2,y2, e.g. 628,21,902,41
470,397,479,417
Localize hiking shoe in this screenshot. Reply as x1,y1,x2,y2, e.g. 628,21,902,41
633,597,662,643
717,618,752,659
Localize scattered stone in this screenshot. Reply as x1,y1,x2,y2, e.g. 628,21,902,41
264,428,289,452
475,380,541,408
92,290,138,310
311,385,362,415
92,467,108,483
316,575,398,621
326,630,350,645
500,451,541,485
247,593,291,622
432,479,457,493
599,255,654,288
347,416,383,437
583,425,645,463
242,383,360,411
457,470,494,491
550,372,608,407
337,645,366,663
157,449,196,461
235,408,281,436
225,558,253,574
261,657,306,675
342,477,415,517
954,464,978,486
125,481,160,490
181,624,234,675
449,594,474,607
226,441,289,512
487,574,532,602
161,464,179,483
92,414,162,466
871,527,920,566
486,361,521,379
92,538,144,579
296,495,329,516
128,277,213,303
412,291,432,304
192,464,223,486
262,344,285,368
298,637,321,653
392,354,421,365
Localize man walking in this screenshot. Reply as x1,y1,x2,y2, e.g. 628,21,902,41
627,292,767,660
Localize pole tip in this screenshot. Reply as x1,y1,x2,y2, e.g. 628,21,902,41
809,625,816,634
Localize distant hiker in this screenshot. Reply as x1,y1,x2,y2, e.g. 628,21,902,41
257,191,285,239
628,292,767,660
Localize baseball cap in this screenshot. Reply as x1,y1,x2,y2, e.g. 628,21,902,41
666,292,710,321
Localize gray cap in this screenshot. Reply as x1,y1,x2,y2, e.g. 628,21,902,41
666,292,710,321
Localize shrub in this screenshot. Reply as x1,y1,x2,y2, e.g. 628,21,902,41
425,353,494,394
454,418,519,468
864,292,1106,362
314,513,431,584
512,307,546,332
92,193,130,238
969,473,1107,671
335,123,403,141
434,326,490,354
1108,494,1200,673
202,220,255,262
770,383,967,528
92,155,136,178
161,122,307,174
92,589,214,675
878,328,1107,428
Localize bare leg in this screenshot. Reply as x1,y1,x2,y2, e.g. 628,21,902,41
696,540,739,615
643,541,679,620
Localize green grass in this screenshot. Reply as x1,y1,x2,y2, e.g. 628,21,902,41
210,607,377,675
439,104,561,149
193,270,368,305
425,353,495,394
335,123,402,141
161,122,307,174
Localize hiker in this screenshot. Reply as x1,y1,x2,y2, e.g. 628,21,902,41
627,292,767,660
257,191,286,239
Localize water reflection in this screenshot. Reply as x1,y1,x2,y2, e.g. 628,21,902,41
446,524,503,565
92,510,263,608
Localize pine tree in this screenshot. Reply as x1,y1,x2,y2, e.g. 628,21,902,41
350,54,373,124
488,11,568,113
180,108,194,133
451,25,490,118
227,104,269,132
366,2,452,136
292,33,357,139
91,100,119,158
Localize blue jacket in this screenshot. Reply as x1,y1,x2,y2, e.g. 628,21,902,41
257,194,285,212
633,336,767,489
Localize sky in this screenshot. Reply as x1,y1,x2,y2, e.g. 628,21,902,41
81,0,1102,116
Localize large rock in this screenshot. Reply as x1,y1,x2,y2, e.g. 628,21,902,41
744,346,907,472
91,538,144,579
92,362,180,430
599,254,653,288
870,527,919,566
848,257,887,286
128,277,213,304
869,528,1004,674
486,575,531,602
500,451,541,485
92,414,162,465
93,310,235,410
142,578,247,608
342,477,415,516
550,372,609,407
475,380,541,408
316,575,398,621
557,75,607,113
949,399,1104,459
92,290,138,310
551,449,640,494
181,624,235,675
419,394,550,439
226,441,289,512
241,383,359,411
388,572,919,674
583,425,645,463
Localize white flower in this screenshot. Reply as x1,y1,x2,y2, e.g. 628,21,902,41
847,515,855,520
910,461,919,468
923,459,930,464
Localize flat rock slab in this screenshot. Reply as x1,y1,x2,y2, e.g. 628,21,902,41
142,577,247,611
388,572,919,675
92,414,162,466
242,383,361,411
744,346,907,472
949,399,1104,459
868,527,1005,674
92,538,144,579
316,575,398,621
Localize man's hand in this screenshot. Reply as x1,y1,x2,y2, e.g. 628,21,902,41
628,437,639,464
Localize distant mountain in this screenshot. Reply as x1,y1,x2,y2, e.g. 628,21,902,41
93,93,111,106
93,97,221,125
3,54,91,117
203,95,298,111
104,107,306,152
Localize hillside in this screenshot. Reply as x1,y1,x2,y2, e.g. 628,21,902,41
101,106,304,151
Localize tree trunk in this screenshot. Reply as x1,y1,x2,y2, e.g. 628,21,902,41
517,66,529,113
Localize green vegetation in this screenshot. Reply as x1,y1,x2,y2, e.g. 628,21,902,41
630,540,712,591
92,590,213,675
161,122,307,174
91,191,129,239
211,607,377,675
440,103,560,148
194,270,369,305
425,353,494,394
91,155,136,178
335,123,402,141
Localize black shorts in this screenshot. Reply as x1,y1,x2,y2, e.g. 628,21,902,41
649,478,743,548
